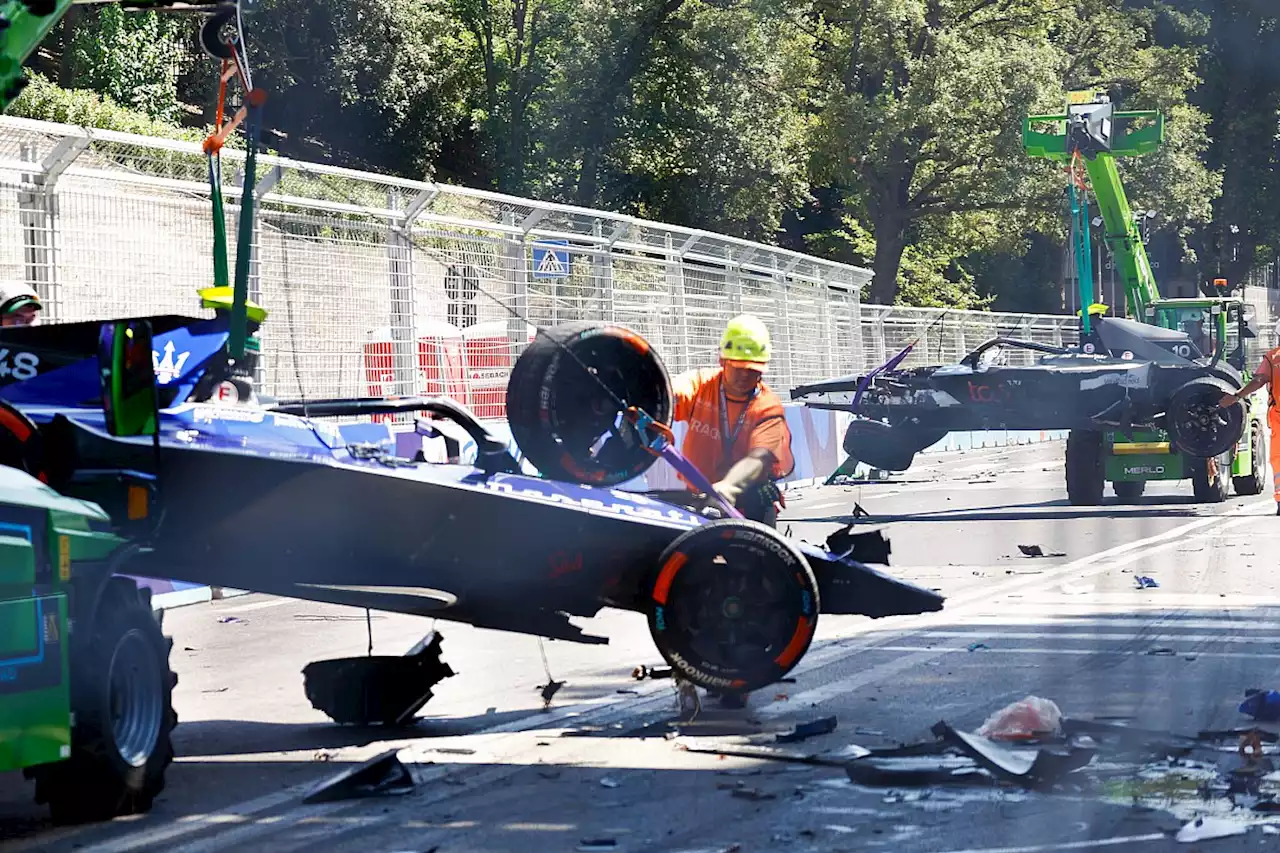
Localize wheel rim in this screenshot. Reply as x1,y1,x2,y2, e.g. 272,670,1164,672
667,546,803,675
108,629,164,768
546,338,668,477
1172,398,1236,457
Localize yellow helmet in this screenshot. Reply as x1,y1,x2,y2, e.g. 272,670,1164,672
720,314,771,368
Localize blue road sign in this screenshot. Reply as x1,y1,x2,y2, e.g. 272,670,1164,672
531,240,570,279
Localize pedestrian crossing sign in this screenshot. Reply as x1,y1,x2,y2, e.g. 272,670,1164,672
532,241,570,279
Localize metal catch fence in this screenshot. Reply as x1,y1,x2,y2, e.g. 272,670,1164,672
0,116,1078,419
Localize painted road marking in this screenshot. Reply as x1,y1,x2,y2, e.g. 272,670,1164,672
918,630,1280,645
757,504,1268,718
874,645,1280,661
933,833,1166,853
216,597,295,614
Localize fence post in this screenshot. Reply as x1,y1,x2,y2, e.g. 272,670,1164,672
770,256,793,389
665,233,688,373
594,219,615,324
726,246,743,315
504,211,529,356
387,188,418,398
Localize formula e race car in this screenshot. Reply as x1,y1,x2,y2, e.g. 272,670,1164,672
0,305,943,726
791,314,1248,476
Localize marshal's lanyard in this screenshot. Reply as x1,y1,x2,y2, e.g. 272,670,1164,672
719,377,757,456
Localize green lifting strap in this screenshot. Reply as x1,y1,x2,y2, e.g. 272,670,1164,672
229,101,262,362
208,151,231,289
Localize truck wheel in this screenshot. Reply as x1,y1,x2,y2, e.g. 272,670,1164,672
1167,377,1244,459
507,321,672,486
30,579,177,824
1232,421,1265,496
1192,451,1231,503
646,520,819,694
1065,430,1104,506
1113,480,1145,502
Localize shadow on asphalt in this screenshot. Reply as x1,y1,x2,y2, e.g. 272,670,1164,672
788,494,1212,524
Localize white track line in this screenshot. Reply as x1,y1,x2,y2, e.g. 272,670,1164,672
933,833,1167,853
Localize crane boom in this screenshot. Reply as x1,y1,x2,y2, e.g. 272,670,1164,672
1023,93,1165,319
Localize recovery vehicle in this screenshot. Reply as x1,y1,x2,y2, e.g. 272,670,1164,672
792,93,1263,504
0,0,946,823
1022,92,1267,504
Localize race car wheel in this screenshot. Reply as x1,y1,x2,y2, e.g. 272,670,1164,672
1232,421,1265,496
507,321,672,487
1113,480,1145,502
1065,430,1104,506
1167,377,1244,459
0,400,47,483
1192,450,1231,503
646,519,819,694
843,419,917,472
30,579,177,824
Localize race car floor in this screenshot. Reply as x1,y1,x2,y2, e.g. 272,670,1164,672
3,440,1280,853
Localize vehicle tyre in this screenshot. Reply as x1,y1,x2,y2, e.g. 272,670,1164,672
1113,480,1146,502
199,8,238,61
1065,429,1104,506
1191,451,1231,503
646,519,819,694
843,419,917,472
0,400,47,482
507,321,672,486
1232,421,1265,496
29,579,177,824
1167,376,1244,459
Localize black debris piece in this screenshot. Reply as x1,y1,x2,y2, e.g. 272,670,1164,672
845,752,990,788
577,839,618,852
302,749,416,804
632,664,673,681
678,740,855,767
302,631,455,726
932,721,1095,789
776,716,838,744
731,787,777,801
825,525,891,565
538,679,565,707
1017,544,1066,558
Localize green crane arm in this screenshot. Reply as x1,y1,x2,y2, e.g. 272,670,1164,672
1024,103,1165,320
0,0,78,108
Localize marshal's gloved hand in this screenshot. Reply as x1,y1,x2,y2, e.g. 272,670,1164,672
711,452,771,507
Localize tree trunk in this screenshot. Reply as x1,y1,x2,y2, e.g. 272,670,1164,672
869,219,906,305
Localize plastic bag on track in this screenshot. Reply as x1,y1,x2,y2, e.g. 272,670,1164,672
976,696,1064,742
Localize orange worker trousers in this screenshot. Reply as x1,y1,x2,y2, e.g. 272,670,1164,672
1271,406,1280,502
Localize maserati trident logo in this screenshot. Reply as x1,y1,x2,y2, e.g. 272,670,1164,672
152,340,191,385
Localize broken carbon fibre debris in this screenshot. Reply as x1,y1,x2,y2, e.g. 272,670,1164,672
632,663,674,680
1017,544,1065,558
302,749,415,804
825,525,891,564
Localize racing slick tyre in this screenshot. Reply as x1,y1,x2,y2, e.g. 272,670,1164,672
1232,421,1265,497
1112,480,1146,502
1167,377,1245,459
0,400,47,482
645,519,819,694
1191,450,1231,504
842,419,917,472
28,579,177,824
199,8,238,60
1065,430,1105,506
507,321,672,487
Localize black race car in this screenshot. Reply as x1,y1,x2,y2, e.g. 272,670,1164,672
791,315,1247,473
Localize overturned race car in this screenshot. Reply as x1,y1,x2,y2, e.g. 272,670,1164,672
792,314,1248,488
0,304,943,726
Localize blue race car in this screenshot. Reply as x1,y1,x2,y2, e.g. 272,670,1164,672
0,295,944,721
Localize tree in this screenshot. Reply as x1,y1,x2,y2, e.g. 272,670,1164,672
244,0,473,177
572,1,815,239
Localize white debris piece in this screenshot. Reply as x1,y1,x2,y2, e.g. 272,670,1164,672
1175,816,1248,843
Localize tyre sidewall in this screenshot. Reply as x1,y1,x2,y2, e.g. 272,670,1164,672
647,520,819,692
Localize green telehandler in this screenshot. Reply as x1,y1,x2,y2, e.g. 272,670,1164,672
1024,91,1267,505
0,323,178,823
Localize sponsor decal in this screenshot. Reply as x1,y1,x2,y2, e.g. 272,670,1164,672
1124,466,1165,475
153,341,191,385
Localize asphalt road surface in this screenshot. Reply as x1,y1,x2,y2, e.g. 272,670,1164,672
3,440,1280,853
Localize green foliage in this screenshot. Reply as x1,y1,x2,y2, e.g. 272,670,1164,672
10,74,210,144
66,6,194,124
16,0,1275,311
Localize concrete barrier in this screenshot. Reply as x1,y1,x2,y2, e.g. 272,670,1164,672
135,407,1064,610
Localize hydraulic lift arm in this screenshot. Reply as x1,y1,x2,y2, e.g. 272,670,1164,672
1024,93,1165,320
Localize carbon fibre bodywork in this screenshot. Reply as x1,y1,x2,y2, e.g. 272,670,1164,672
0,314,945,646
